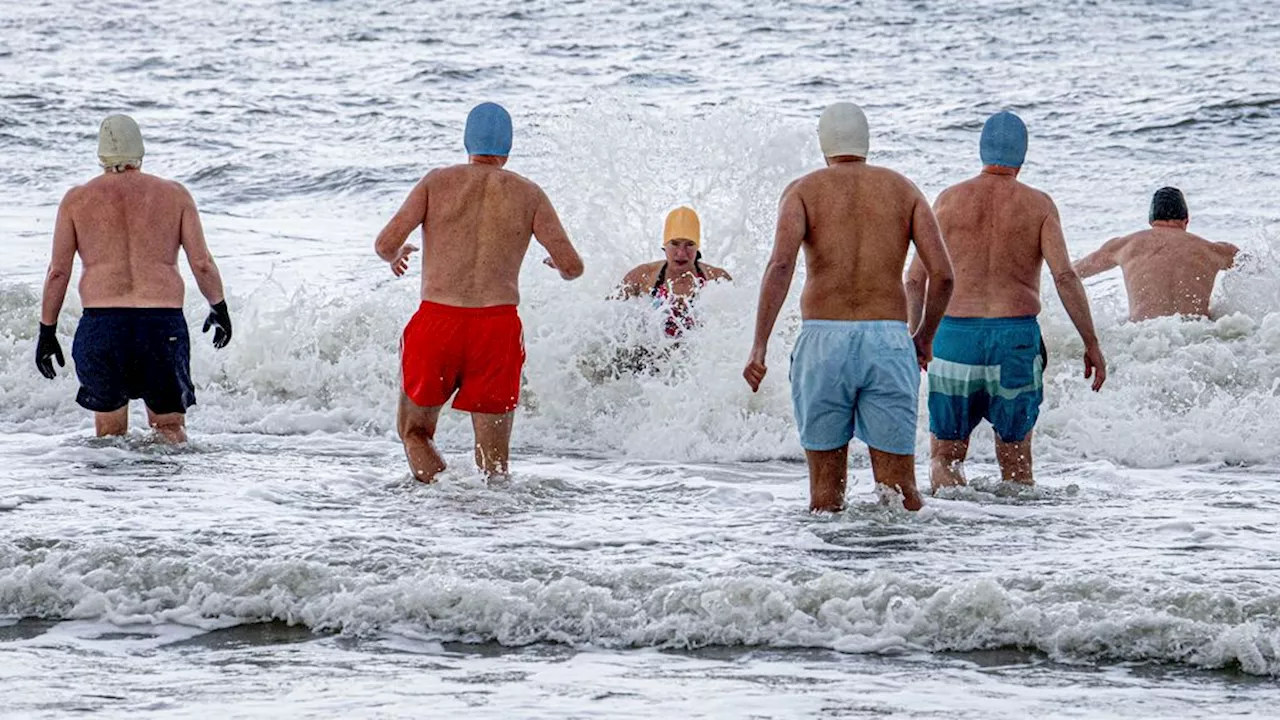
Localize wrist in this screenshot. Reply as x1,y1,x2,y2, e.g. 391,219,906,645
39,321,56,334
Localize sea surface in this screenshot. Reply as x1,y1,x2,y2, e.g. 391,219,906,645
2,0,1279,717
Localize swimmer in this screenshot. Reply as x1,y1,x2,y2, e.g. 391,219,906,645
35,115,232,443
374,102,583,483
615,206,732,339
908,111,1106,491
1073,187,1239,321
745,102,955,512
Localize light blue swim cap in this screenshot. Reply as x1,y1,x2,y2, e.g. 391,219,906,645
464,102,513,157
979,111,1027,168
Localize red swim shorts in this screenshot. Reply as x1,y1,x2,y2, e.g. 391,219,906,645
401,302,525,414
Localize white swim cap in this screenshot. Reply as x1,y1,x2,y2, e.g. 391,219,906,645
98,115,144,171
818,102,869,158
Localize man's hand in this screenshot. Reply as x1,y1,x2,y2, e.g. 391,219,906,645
912,332,933,371
1084,343,1107,392
35,323,64,379
391,244,418,277
202,300,233,349
743,346,768,392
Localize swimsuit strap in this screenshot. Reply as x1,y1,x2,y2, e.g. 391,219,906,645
651,262,669,297
652,261,708,297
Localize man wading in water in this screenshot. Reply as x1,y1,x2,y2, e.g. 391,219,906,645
376,102,584,482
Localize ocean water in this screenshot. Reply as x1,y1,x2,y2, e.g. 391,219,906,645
2,0,1280,717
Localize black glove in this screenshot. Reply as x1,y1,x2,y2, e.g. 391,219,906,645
202,300,232,349
35,323,64,379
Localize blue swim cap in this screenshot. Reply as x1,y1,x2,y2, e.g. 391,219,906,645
979,111,1027,168
464,102,512,157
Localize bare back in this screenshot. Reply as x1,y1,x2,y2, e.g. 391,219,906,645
934,174,1054,317
1109,228,1235,321
68,172,191,308
418,164,544,307
793,163,923,321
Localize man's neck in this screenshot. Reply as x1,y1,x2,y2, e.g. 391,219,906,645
1150,220,1188,231
980,165,1019,177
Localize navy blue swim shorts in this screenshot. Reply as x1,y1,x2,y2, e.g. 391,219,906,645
71,308,196,415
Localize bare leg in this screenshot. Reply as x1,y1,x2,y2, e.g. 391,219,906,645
471,412,514,477
805,446,848,513
994,432,1034,485
145,408,187,444
930,436,970,493
94,409,128,438
869,448,923,511
398,393,446,483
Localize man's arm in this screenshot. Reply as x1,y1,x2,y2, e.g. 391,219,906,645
375,176,427,271
904,254,927,334
907,192,953,368
532,188,583,280
744,183,805,392
1042,201,1106,391
1073,237,1127,279
40,191,78,326
178,185,234,348
178,186,226,305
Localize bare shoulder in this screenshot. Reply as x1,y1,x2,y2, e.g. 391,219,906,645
159,177,197,203
783,171,819,198
423,164,466,186
866,163,919,188
625,261,664,281
702,264,733,282
1018,182,1058,211
934,182,959,204
1211,239,1240,260
60,182,88,207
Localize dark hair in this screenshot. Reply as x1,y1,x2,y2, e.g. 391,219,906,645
1150,187,1188,223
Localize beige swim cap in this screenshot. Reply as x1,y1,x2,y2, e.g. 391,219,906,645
818,102,869,158
663,206,701,248
98,115,144,171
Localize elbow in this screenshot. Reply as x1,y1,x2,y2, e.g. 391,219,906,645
933,273,955,296
191,258,218,278
562,259,585,280
764,261,793,281
373,230,402,263
45,266,71,285
1053,269,1081,286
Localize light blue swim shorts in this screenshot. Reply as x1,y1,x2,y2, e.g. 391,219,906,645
789,320,920,455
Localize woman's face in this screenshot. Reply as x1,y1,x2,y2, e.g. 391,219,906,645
664,238,697,266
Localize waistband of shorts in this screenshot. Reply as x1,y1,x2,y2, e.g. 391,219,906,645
800,319,909,332
939,315,1039,328
419,301,518,318
82,307,185,319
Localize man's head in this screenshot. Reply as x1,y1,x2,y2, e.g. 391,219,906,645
464,102,512,164
818,102,869,164
98,114,144,173
663,206,701,267
1149,186,1189,228
980,111,1027,171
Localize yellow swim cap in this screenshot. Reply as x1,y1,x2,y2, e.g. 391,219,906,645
663,206,700,248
